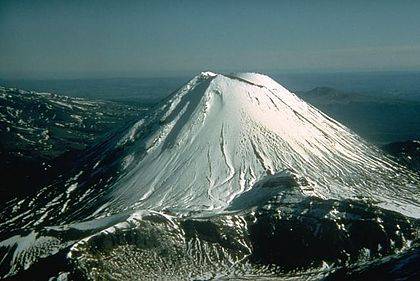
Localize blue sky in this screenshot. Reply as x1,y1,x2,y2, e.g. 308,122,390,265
1,0,420,78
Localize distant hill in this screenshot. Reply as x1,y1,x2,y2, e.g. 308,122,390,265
297,87,420,144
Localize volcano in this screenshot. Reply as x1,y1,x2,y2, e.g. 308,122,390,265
1,72,419,280
100,71,420,217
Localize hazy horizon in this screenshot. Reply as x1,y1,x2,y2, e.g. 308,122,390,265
1,0,420,79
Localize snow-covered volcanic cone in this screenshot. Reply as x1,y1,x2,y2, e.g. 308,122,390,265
101,71,419,216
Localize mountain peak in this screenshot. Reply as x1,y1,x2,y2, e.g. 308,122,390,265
192,71,288,92
197,71,218,78
228,72,287,90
